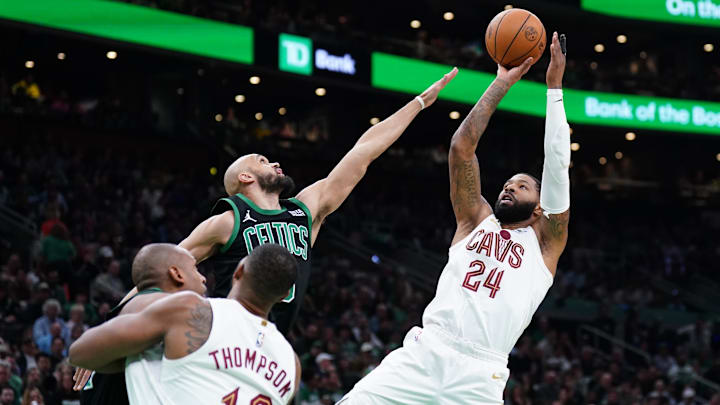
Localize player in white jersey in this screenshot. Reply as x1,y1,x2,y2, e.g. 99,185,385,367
71,243,207,405
70,243,301,405
339,32,570,405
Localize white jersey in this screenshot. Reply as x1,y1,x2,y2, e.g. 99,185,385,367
125,342,172,404
422,215,554,355
160,298,297,405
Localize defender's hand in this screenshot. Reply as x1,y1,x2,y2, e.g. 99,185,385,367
497,57,534,86
418,67,458,108
73,367,93,391
546,32,566,89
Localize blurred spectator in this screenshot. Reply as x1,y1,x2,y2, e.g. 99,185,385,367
36,324,63,356
0,386,14,405
15,339,37,376
48,337,66,368
47,371,80,405
39,207,62,237
0,361,20,405
89,260,125,305
31,301,68,349
41,224,75,271
64,305,87,335
19,386,44,405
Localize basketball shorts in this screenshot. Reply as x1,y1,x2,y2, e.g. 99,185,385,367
337,326,509,405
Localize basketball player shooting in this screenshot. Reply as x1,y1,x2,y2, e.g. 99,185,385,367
338,32,569,405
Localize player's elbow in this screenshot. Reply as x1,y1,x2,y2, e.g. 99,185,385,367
450,135,474,155
68,340,94,369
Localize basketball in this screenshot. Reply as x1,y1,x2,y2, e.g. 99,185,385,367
485,8,546,68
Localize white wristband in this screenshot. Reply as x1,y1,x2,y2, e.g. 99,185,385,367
414,96,425,110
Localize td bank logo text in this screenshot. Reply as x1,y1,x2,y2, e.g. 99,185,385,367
279,33,312,75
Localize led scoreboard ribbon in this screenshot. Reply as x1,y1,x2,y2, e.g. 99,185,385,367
371,53,720,136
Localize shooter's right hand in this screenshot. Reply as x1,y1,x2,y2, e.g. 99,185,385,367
496,57,534,86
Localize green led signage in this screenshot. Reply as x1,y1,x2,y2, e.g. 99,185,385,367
372,52,720,135
279,33,312,75
0,0,253,64
581,0,720,28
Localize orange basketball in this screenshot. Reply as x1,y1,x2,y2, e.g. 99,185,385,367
485,8,546,68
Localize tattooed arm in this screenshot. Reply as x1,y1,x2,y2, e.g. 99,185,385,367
69,292,211,369
536,32,571,275
449,57,536,245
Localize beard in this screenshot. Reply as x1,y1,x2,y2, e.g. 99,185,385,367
255,171,296,197
494,198,537,224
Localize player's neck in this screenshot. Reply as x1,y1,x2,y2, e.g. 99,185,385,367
240,187,282,211
500,220,532,230
237,297,270,319
227,289,271,319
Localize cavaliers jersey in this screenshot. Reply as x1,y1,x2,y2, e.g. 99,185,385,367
160,298,297,405
125,314,171,404
204,193,312,335
80,288,163,405
422,214,554,355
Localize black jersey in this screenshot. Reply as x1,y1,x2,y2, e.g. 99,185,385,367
204,193,312,334
80,288,163,405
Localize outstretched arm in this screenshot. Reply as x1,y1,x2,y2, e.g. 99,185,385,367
296,68,458,245
69,292,205,370
179,211,235,263
119,211,233,305
537,32,571,275
449,58,535,245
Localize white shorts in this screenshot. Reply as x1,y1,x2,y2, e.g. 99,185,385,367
338,326,510,405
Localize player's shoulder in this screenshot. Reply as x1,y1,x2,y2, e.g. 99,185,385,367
168,290,207,306
206,210,236,234
120,291,170,315
153,291,209,316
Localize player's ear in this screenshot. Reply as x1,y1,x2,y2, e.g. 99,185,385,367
533,203,543,217
233,260,246,281
238,171,254,185
168,266,184,285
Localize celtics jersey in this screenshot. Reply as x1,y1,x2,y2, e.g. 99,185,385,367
205,193,312,335
81,288,163,405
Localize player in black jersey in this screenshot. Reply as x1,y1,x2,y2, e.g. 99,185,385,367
74,243,206,405
116,68,458,335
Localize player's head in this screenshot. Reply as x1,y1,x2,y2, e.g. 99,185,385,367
224,154,295,197
231,243,298,309
132,243,207,295
494,173,542,225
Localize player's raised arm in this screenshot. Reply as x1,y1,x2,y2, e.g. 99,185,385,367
449,58,534,244
180,210,235,263
295,68,458,245
537,32,571,274
69,291,206,370
118,213,232,304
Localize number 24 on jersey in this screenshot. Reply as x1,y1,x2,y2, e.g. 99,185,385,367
461,260,504,298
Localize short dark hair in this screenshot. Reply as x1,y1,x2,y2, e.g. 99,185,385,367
131,243,184,291
518,173,541,192
35,352,51,361
244,244,297,304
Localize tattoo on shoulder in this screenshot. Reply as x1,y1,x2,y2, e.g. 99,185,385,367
184,300,212,354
